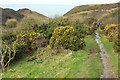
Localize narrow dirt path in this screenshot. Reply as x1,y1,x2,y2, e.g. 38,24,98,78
95,29,118,78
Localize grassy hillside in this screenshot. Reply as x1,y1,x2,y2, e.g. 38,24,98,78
2,35,103,78
1,7,49,32
64,3,118,16
63,3,119,24
1,8,49,26
2,8,24,25
18,8,49,22
1,3,119,78
18,8,47,18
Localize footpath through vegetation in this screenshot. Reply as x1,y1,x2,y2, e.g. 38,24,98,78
95,29,118,78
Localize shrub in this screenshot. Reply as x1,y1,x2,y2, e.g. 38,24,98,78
2,31,17,44
50,17,69,26
91,22,98,32
31,17,70,40
1,41,17,72
32,23,53,40
99,22,106,30
104,24,118,38
20,17,40,31
50,26,86,51
83,24,92,35
6,20,17,28
32,21,61,40
70,20,93,36
14,42,26,60
83,17,98,34
2,41,27,71
104,24,119,52
84,17,97,26
16,32,45,53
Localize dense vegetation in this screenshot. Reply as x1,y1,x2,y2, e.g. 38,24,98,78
1,3,119,78
101,24,119,52
1,16,99,72
50,26,86,51
2,35,103,78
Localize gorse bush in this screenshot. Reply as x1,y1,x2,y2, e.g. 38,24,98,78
2,31,17,44
92,22,98,31
16,32,46,53
83,17,98,34
104,24,117,35
32,17,94,41
32,23,54,40
84,17,97,26
104,24,118,41
50,17,69,26
70,20,94,36
104,24,119,52
50,26,86,51
32,17,70,40
99,22,106,30
2,31,46,65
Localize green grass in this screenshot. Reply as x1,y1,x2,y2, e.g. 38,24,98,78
100,37,118,74
85,35,100,53
2,35,103,78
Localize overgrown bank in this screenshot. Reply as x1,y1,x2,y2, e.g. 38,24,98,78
2,35,103,78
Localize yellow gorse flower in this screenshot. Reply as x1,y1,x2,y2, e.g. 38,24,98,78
16,32,45,45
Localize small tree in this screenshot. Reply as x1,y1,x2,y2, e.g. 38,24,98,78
1,42,16,72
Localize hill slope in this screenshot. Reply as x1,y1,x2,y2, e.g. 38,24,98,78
18,8,47,18
64,3,119,24
1,8,49,25
2,8,24,25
